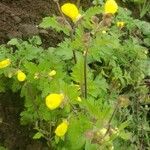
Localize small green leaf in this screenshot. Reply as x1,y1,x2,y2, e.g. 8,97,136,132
7,38,19,45
33,132,44,139
39,16,69,35
119,131,132,140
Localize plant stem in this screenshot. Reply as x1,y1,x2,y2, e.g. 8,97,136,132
77,0,81,7
54,0,71,29
84,48,88,99
102,102,118,140
53,0,77,64
70,26,77,64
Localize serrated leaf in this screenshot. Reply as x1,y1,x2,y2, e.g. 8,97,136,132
55,39,73,60
39,16,69,35
65,115,92,150
71,58,84,83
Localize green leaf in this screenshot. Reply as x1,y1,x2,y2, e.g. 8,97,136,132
119,131,132,140
39,16,69,35
65,115,92,150
55,39,73,60
29,36,42,45
0,146,8,150
7,38,19,45
85,140,98,150
71,57,84,83
118,120,130,131
33,132,44,139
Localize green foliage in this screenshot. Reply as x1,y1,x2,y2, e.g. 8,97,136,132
0,1,149,150
39,16,70,35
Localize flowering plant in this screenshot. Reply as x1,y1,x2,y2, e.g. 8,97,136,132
0,0,149,149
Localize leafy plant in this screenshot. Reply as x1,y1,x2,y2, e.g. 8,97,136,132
0,0,149,149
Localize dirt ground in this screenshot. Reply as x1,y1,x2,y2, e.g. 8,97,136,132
0,0,91,46
0,92,49,150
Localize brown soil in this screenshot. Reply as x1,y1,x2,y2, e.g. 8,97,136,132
0,0,61,46
0,0,91,46
0,91,49,150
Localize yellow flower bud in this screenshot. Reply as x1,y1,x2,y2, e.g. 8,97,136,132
117,21,125,28
48,70,56,77
55,120,68,137
45,93,64,110
61,3,81,22
0,59,11,69
74,84,81,90
17,70,26,82
102,30,107,34
77,96,82,102
34,72,40,79
104,0,118,14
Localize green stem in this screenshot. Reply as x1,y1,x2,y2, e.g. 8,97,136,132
70,26,77,64
77,0,81,7
84,49,88,99
101,102,118,140
54,0,77,64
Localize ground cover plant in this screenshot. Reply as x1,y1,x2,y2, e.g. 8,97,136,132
0,0,149,149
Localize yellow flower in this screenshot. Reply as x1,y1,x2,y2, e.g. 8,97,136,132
117,21,125,28
45,93,64,110
17,70,26,82
0,59,11,69
48,70,56,77
61,3,81,22
55,120,68,137
104,0,118,14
